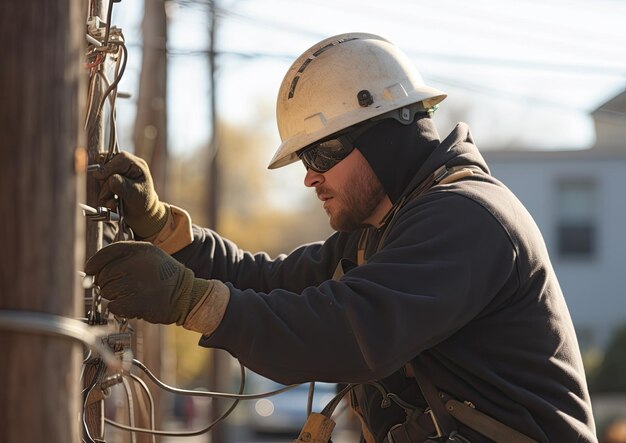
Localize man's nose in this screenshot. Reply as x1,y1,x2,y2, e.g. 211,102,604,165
304,167,324,188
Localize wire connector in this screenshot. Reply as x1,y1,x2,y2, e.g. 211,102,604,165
86,16,107,41
80,203,120,222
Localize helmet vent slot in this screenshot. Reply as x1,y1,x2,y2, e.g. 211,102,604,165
288,76,300,99
288,37,359,100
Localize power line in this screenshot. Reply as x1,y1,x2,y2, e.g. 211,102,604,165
125,0,626,119
165,1,626,76
428,75,590,112
156,42,625,78
170,0,626,65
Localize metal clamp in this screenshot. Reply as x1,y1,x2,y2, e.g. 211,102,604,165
80,203,120,222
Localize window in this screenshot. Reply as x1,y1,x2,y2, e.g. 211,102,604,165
556,179,597,258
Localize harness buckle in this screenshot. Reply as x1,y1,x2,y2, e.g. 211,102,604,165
425,407,444,438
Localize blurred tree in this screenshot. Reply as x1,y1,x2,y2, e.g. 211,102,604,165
590,323,626,393
167,114,335,384
168,116,333,255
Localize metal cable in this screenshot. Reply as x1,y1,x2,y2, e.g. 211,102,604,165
132,358,300,400
104,361,247,437
0,310,122,370
128,373,156,443
121,376,138,443
82,359,107,443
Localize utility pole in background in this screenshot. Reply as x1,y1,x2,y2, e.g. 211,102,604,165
134,0,168,192
0,0,85,441
207,2,229,442
132,0,170,439
207,0,220,231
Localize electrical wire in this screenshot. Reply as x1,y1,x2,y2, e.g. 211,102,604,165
105,45,124,157
84,60,103,131
104,360,247,437
82,1,134,441
128,373,157,443
175,0,626,71
132,358,299,400
102,0,116,47
122,376,138,443
0,310,122,370
89,43,128,141
82,359,107,443
125,15,626,77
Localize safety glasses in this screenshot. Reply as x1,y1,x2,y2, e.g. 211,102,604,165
297,120,377,173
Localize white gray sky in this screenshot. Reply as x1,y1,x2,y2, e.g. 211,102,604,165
113,0,626,204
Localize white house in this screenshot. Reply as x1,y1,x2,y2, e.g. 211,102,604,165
483,89,626,351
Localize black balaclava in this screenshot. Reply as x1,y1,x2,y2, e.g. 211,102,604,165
354,115,440,204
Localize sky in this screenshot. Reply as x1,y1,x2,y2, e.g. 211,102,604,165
113,0,626,201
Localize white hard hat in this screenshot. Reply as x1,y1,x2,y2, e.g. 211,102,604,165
268,32,447,169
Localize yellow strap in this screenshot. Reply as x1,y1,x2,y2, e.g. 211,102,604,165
356,228,370,265
438,167,474,185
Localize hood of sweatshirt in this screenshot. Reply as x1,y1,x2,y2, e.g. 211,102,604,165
354,116,440,204
355,117,490,204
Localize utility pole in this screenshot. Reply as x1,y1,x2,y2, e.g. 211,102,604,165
207,2,228,442
207,0,220,230
0,0,85,441
132,0,170,439
134,0,168,192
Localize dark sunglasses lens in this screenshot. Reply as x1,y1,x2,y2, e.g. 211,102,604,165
300,139,351,172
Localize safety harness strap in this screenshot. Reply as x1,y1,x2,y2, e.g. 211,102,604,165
408,360,458,437
407,362,539,443
445,399,538,443
357,165,479,265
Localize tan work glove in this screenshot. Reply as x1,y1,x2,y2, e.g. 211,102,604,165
94,152,169,239
84,241,229,333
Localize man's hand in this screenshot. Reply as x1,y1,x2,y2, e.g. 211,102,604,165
94,152,168,238
85,241,212,325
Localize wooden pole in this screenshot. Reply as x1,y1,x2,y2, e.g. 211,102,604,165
207,0,220,231
0,0,85,441
133,0,168,193
132,0,170,439
207,3,228,442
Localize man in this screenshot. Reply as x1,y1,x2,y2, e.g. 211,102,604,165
86,33,597,442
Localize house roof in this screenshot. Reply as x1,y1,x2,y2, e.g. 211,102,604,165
483,146,626,162
484,89,626,159
592,89,626,115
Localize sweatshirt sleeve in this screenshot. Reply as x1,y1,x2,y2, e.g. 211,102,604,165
199,192,518,385
173,225,359,294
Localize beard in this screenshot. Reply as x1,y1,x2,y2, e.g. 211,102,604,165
319,160,386,232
